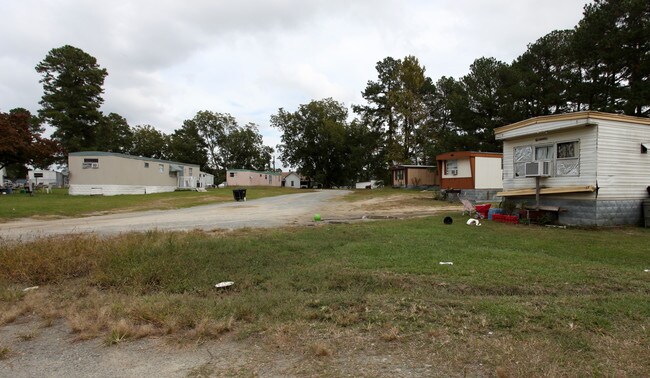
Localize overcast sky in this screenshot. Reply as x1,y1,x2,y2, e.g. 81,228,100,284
1,0,588,155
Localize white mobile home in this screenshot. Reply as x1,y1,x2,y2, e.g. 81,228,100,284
198,172,214,188
28,169,65,188
495,111,650,226
68,152,200,196
283,172,301,188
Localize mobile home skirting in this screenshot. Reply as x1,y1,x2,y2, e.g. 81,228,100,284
505,195,644,226
69,184,177,196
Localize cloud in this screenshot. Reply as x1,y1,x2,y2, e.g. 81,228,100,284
0,0,588,146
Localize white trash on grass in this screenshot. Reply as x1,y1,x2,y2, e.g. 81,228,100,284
466,218,481,226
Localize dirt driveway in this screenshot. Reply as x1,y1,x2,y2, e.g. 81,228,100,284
0,190,460,241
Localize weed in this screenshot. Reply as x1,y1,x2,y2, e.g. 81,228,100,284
380,325,400,342
310,342,332,357
0,347,10,360
105,329,129,346
17,331,37,341
104,319,132,346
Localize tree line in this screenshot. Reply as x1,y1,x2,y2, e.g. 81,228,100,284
276,0,649,186
1,0,648,186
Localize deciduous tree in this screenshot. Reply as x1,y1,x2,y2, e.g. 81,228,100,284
0,108,60,171
167,121,208,169
273,98,369,188
185,111,237,171
96,112,133,153
220,123,273,171
130,125,169,160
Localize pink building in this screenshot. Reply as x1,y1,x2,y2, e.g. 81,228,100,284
226,169,282,187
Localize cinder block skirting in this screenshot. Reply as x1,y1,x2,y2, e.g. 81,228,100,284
505,196,644,226
448,189,502,202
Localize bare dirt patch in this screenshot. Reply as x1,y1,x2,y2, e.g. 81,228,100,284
318,192,461,223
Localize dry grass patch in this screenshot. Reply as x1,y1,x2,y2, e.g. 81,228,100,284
310,342,332,357
380,325,401,342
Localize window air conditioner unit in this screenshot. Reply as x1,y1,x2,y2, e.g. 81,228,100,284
449,169,458,176
525,161,550,177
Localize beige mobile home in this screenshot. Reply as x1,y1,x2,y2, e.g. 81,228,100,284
68,152,200,196
495,111,650,226
226,169,282,187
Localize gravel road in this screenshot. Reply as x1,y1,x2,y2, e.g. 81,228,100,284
0,190,350,241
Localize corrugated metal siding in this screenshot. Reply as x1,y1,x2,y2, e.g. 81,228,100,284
596,121,650,199
502,127,598,193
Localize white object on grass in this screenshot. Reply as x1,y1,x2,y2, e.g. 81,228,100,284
439,262,453,265
215,281,234,288
23,286,39,292
466,218,481,226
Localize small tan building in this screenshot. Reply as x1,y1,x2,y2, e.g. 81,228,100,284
226,169,282,187
391,165,438,188
68,152,200,196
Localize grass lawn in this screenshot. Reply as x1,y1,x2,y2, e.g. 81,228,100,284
1,216,648,375
0,187,310,221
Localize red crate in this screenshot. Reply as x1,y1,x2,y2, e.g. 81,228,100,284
492,214,519,224
475,204,491,219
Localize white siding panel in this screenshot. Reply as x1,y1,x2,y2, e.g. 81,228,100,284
502,127,598,192
474,157,503,189
596,121,650,199
69,185,176,196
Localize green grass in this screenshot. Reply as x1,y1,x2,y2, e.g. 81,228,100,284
0,187,310,221
1,217,649,375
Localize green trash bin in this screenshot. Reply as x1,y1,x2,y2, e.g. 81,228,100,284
644,199,650,228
